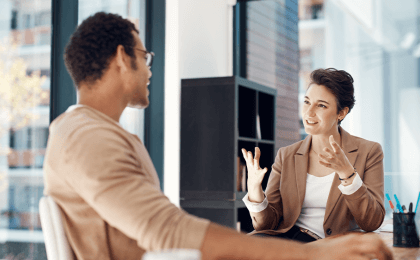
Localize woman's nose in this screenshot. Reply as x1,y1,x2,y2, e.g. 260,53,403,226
305,106,316,117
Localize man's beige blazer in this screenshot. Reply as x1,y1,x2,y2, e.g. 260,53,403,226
250,127,385,237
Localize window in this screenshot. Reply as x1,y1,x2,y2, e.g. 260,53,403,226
78,0,147,140
35,11,51,27
24,14,31,29
298,0,420,215
11,10,18,30
37,32,51,45
0,0,51,258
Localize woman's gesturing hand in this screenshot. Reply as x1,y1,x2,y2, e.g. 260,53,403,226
241,147,268,190
317,135,354,179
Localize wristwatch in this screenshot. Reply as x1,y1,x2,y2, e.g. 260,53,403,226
338,168,357,181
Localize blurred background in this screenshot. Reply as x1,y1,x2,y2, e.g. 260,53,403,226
0,0,419,258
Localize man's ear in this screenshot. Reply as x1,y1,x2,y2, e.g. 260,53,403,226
114,45,130,73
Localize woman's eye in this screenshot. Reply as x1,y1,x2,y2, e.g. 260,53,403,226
304,100,310,105
318,104,327,108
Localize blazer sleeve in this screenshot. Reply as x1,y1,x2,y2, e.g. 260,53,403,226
249,149,284,231
343,142,385,232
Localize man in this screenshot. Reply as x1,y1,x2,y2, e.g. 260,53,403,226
43,12,393,260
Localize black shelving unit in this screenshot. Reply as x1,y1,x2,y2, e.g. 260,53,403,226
180,76,277,233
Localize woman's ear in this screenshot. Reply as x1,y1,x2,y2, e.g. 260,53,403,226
338,107,349,121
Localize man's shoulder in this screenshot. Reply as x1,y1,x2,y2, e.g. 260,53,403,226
47,107,134,153
51,107,105,136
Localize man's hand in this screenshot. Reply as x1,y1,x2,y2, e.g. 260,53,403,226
305,233,393,260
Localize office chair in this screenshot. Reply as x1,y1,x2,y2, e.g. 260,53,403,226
39,196,74,260
39,196,200,260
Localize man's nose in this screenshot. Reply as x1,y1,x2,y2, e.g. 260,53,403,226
148,68,152,78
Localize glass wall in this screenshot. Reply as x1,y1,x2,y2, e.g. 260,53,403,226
0,1,147,258
0,0,51,258
78,0,147,140
298,0,420,217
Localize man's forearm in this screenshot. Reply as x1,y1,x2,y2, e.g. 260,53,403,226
200,223,309,260
200,223,394,260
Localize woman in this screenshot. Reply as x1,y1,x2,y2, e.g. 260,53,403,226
242,68,385,243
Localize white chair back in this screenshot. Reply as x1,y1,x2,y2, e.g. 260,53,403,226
39,196,74,260
142,249,201,260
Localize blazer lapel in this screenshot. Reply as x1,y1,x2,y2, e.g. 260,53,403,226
324,127,359,224
295,135,311,207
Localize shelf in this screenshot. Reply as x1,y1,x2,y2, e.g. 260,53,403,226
181,191,235,201
235,191,248,200
238,86,257,138
238,136,275,144
180,76,276,232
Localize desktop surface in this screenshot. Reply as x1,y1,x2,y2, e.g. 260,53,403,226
314,219,419,259
378,219,420,260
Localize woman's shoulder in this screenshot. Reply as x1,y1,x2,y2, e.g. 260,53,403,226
277,139,306,156
347,134,383,154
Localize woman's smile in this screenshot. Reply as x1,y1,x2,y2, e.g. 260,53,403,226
306,119,318,125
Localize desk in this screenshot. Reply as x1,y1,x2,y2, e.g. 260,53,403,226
377,219,420,260
318,219,420,259
378,231,419,259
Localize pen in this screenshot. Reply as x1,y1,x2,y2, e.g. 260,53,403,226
385,194,395,212
409,202,413,213
415,191,420,213
402,205,408,213
394,194,404,213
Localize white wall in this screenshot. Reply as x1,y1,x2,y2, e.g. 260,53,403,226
164,0,235,205
179,0,235,79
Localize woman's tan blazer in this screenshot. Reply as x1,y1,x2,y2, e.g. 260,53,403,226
249,127,385,238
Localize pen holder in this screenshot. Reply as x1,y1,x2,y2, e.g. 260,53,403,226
393,212,419,247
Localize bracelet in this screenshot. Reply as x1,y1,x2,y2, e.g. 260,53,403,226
338,169,356,181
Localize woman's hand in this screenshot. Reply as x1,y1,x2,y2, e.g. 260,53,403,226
241,147,268,191
318,135,354,179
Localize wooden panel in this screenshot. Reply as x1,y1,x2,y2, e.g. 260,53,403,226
244,0,301,150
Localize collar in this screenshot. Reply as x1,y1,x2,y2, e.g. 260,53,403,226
296,126,358,155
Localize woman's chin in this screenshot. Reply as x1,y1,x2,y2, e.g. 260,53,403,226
303,126,317,136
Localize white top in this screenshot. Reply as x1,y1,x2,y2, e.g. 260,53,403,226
243,172,363,238
294,172,335,238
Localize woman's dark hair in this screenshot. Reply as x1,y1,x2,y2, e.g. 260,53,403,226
309,68,356,125
64,12,139,87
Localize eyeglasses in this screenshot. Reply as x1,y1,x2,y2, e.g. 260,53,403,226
134,48,154,67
